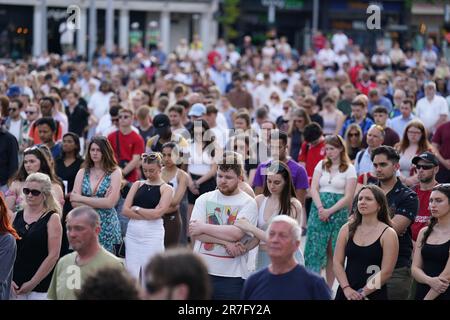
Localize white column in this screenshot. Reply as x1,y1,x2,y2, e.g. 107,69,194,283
160,10,170,54
88,0,97,64
119,9,129,55
41,0,48,53
77,7,87,57
105,0,114,53
200,13,209,53
33,4,42,57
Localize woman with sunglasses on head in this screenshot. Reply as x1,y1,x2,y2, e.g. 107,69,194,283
161,142,188,248
71,136,122,253
5,146,64,213
334,185,398,300
122,152,173,280
395,120,432,187
304,135,357,288
11,172,62,300
0,194,19,300
234,161,303,271
344,123,363,162
412,184,450,300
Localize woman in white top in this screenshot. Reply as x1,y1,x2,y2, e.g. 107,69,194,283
319,95,345,136
161,142,189,248
186,119,218,222
234,161,304,271
395,120,432,186
122,153,173,281
304,135,357,288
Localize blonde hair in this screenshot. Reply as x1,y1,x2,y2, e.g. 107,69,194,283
25,172,61,214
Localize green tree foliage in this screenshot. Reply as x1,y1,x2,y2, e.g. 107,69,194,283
219,0,240,40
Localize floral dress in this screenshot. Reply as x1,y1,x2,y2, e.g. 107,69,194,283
81,169,121,253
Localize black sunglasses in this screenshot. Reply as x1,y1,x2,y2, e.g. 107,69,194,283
23,188,42,196
415,164,435,170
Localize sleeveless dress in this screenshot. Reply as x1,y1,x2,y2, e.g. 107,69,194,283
255,197,305,271
335,227,389,300
12,210,58,295
415,239,450,300
165,170,182,248
81,169,121,253
125,183,165,280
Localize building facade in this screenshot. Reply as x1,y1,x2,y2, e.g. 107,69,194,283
0,0,219,59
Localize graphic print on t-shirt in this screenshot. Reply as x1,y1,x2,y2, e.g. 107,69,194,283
201,200,239,257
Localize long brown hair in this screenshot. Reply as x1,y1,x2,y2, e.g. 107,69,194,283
349,185,392,239
421,184,450,247
397,120,431,154
263,161,297,218
83,136,118,174
323,134,351,173
0,194,20,239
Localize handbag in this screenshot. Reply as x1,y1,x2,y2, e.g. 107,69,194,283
114,240,126,258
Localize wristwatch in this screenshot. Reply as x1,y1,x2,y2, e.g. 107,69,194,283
133,206,141,213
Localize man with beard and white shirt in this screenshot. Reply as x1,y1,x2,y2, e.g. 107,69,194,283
189,152,258,300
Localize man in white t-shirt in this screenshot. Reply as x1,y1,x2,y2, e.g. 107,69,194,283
189,152,258,300
331,30,348,53
415,81,448,134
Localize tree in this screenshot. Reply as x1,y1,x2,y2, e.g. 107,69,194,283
219,0,240,41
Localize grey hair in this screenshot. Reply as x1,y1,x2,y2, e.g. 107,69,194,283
424,81,436,90
267,215,302,242
67,206,100,228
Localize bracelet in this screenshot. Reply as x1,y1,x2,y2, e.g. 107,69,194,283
341,285,350,290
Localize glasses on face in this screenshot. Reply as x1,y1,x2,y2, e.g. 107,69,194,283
348,132,360,138
415,164,435,170
25,111,36,115
23,188,42,196
407,130,422,135
8,108,17,112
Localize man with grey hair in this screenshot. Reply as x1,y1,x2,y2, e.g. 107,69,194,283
47,206,123,300
241,215,330,300
415,81,448,134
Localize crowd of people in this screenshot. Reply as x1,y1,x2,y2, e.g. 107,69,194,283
0,30,450,300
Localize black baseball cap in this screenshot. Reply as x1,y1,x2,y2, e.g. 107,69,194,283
412,151,439,166
153,114,170,134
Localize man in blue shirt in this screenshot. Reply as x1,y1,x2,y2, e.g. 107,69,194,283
388,98,416,138
241,215,331,300
341,96,374,136
368,88,393,114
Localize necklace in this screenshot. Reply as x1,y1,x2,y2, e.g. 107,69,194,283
91,168,103,180
24,208,46,230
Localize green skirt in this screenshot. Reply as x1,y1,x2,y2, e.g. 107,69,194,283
304,192,349,274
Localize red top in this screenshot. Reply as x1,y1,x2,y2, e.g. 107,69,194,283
108,130,145,183
298,140,326,183
411,185,434,242
28,120,63,144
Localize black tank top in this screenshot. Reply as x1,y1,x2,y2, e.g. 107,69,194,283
415,239,450,300
335,226,389,300
13,210,58,292
132,183,162,210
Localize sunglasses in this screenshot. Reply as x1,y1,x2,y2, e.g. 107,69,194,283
141,153,162,161
8,108,17,112
348,133,360,137
415,164,435,170
23,188,42,196
24,145,40,153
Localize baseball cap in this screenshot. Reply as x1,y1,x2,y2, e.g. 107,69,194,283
152,114,170,134
6,85,21,98
412,151,439,167
188,103,206,117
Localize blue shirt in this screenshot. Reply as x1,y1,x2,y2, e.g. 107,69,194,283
341,117,374,136
368,96,393,114
242,264,331,300
388,114,416,137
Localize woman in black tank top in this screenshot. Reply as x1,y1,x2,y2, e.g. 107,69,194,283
412,184,450,300
334,185,399,300
11,172,62,300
